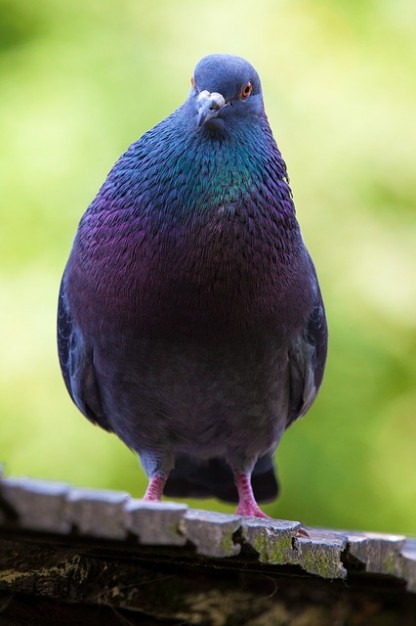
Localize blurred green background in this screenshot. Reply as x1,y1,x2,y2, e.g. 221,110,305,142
1,0,415,534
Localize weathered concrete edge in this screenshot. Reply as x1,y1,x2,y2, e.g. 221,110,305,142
0,476,414,590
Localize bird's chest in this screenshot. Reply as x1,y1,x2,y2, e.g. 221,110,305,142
73,200,307,338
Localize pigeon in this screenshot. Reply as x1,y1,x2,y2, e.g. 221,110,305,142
58,53,327,518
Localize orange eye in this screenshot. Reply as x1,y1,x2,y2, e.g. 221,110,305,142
191,76,196,88
240,81,253,100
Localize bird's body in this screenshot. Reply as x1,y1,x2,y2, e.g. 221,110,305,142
58,54,327,516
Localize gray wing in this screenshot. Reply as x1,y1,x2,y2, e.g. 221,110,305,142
286,282,328,427
57,272,112,432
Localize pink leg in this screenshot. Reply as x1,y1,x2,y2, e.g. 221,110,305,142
234,472,310,536
143,474,167,501
234,472,270,518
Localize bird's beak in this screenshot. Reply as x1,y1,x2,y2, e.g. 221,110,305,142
197,90,226,127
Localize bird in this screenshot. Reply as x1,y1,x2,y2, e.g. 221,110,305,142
57,53,327,519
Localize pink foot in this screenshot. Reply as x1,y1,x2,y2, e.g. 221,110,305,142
236,501,270,518
143,474,167,501
234,472,270,518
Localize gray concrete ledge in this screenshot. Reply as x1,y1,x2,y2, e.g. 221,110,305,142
0,476,414,592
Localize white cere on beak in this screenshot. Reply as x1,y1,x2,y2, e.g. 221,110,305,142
196,90,227,127
197,90,226,109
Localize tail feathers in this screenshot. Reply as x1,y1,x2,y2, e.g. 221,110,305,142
164,454,279,504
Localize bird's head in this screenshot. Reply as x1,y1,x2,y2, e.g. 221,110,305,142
188,54,265,133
